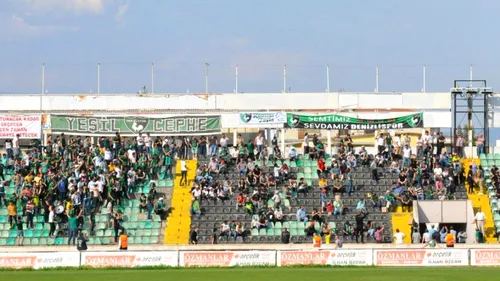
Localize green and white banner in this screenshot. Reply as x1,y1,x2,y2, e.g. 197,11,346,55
285,113,423,130
239,112,286,125
50,115,221,136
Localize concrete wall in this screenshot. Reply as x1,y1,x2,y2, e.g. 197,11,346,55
1,92,452,112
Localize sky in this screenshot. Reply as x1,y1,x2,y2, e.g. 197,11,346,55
1,0,500,94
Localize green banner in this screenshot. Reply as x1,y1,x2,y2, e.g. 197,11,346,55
50,115,221,136
285,113,423,130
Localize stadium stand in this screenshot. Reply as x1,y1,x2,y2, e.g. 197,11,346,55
478,154,500,241
0,134,171,246
187,132,483,245
0,131,496,247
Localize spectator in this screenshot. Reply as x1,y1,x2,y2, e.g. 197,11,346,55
68,213,78,246
411,228,421,244
281,228,290,244
354,210,367,243
190,198,201,218
457,229,467,243
375,225,385,243
189,226,198,245
77,231,88,251
296,206,308,222
393,228,405,244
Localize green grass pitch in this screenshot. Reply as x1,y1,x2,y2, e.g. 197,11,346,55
2,267,500,281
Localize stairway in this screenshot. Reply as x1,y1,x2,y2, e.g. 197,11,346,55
390,212,412,244
164,160,197,245
462,158,496,243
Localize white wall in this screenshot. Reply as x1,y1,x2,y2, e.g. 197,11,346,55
0,92,454,112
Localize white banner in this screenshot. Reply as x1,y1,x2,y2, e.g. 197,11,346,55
239,112,286,125
277,250,372,266
81,251,178,267
0,252,79,269
179,251,275,267
374,249,469,266
471,249,500,266
0,115,41,139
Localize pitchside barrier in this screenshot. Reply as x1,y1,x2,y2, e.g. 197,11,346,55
0,249,499,269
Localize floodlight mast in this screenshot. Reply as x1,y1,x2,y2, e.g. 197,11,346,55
451,80,492,157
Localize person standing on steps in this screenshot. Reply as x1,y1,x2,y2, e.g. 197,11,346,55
355,210,367,243
180,159,188,186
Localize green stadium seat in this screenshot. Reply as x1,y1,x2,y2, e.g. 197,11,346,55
259,229,266,235
0,238,6,246
101,238,111,245
143,229,152,236
142,237,150,245
7,238,15,246
251,229,258,236
267,229,274,235
39,238,47,245
55,237,64,245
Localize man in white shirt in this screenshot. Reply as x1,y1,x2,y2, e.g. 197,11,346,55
136,133,144,154
12,134,20,158
422,229,432,243
254,133,265,157
104,147,112,163
303,133,310,155
376,134,385,154
180,160,188,186
474,211,485,235
4,139,13,159
393,228,406,244
144,133,152,154
433,165,443,181
219,134,228,149
402,145,412,168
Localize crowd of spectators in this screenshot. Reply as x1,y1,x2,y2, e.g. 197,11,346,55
0,132,195,245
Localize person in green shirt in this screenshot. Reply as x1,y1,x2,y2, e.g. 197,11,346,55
190,198,201,217
164,155,172,179
247,142,254,161
113,132,122,157
68,213,79,246
191,137,198,159
385,191,395,212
